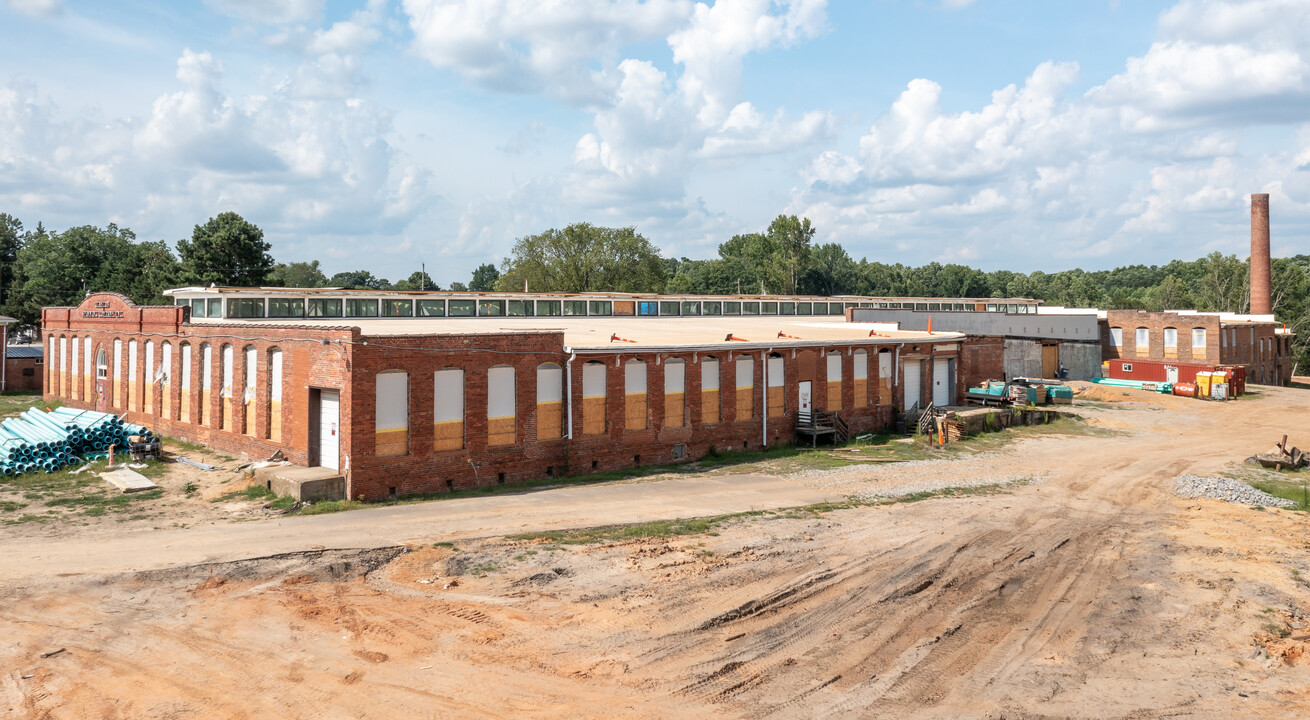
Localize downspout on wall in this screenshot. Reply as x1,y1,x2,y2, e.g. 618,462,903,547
565,349,576,440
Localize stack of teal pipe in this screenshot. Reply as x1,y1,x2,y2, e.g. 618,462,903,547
0,407,153,476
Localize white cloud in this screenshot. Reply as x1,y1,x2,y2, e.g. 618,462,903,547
204,0,324,24
402,0,693,105
306,0,386,55
5,0,61,17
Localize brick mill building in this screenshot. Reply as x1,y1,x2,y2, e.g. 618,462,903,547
40,289,1026,500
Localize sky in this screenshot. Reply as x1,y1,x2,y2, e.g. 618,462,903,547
2,0,1309,286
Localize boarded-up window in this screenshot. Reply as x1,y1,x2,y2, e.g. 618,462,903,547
71,337,80,400
1163,327,1177,355
200,344,212,426
701,357,720,424
161,342,173,419
433,368,464,450
48,337,56,393
244,346,257,435
625,360,647,430
1192,328,1206,348
58,336,67,397
112,339,122,408
767,354,784,418
181,344,192,423
582,362,607,435
664,359,685,428
220,345,234,431
83,336,92,400
537,363,563,440
878,350,892,405
1110,327,1123,347
376,371,409,456
853,349,868,407
735,355,754,420
127,340,138,410
144,341,154,414
268,349,282,441
487,366,516,446
1135,328,1149,355
826,352,842,411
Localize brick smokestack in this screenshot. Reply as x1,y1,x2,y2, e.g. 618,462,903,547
1250,193,1272,315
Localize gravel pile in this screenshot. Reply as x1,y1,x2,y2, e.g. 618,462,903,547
1173,474,1296,508
791,456,1043,501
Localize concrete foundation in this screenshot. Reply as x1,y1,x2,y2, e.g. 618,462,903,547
257,465,346,502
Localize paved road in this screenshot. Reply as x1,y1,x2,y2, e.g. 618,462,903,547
0,472,838,580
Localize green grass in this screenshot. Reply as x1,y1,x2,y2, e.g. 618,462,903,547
506,481,1026,545
1224,465,1310,512
213,485,276,503
0,500,25,512
298,499,368,515
0,393,57,419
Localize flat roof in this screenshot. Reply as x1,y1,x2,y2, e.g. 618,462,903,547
164,286,1038,304
188,316,960,352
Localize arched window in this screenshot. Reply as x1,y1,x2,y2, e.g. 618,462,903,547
664,358,685,428
766,353,785,418
1109,327,1123,348
112,339,123,408
1135,327,1149,356
200,343,213,426
487,366,515,446
243,346,257,435
161,342,173,420
143,340,155,414
877,349,893,405
58,336,67,397
536,363,563,440
127,339,138,411
700,356,720,424
70,336,80,400
735,355,754,420
220,344,234,431
433,367,464,450
825,351,842,411
375,370,409,456
267,348,282,441
96,347,108,379
83,335,92,399
1163,327,1178,357
582,361,607,435
853,349,868,407
624,359,647,430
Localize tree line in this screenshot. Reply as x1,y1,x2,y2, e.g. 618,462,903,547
4,210,1307,371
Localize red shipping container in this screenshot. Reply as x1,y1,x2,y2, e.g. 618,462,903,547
1107,358,1217,385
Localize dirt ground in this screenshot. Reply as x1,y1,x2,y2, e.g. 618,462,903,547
5,387,1310,718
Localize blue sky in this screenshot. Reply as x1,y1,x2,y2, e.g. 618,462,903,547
2,0,1308,287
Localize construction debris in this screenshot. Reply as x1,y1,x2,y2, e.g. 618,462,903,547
1252,435,1308,470
100,467,159,494
177,457,220,471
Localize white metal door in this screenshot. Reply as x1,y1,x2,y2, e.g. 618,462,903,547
798,381,812,413
904,361,921,410
933,358,951,407
1166,366,1179,384
319,390,340,471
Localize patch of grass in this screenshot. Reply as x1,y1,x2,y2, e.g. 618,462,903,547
182,481,197,498
213,485,275,503
157,435,206,454
433,541,458,549
1263,621,1292,638
507,481,1026,545
0,394,56,419
266,494,297,510
297,499,368,515
2,513,50,525
0,500,25,512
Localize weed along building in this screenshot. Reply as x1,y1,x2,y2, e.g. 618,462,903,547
41,288,997,500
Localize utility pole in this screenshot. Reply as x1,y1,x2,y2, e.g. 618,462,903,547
421,263,425,291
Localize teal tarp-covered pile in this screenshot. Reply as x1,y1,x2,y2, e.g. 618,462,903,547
0,408,153,475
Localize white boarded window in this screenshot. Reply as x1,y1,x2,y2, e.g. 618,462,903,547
201,345,212,392
1135,328,1149,347
113,339,122,381
665,359,685,394
826,351,841,382
375,371,409,457
84,336,92,379
767,355,784,387
1192,328,1206,348
145,341,154,383
269,349,282,403
181,345,191,389
433,368,465,450
536,363,563,440
59,336,67,372
161,343,172,384
879,351,892,377
583,362,607,398
221,345,234,398
701,358,720,391
625,359,647,430
624,360,647,394
244,347,257,402
853,350,868,381
735,356,753,389
537,364,563,404
487,366,516,446
71,337,79,379
1110,328,1123,347
664,358,686,428
128,339,137,380
1163,328,1177,348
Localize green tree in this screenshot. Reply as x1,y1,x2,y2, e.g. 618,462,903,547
177,212,274,287
9,224,180,330
1195,252,1248,313
497,223,666,293
328,270,390,290
391,270,438,291
803,243,854,296
0,214,25,308
267,260,328,288
765,215,815,294
1149,274,1191,311
449,281,468,291
469,263,501,291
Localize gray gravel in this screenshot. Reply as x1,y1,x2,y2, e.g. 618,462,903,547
1172,474,1295,508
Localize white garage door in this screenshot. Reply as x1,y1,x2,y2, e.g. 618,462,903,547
904,361,921,410
933,358,951,407
319,390,340,471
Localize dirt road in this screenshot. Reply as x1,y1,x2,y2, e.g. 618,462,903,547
4,388,1310,718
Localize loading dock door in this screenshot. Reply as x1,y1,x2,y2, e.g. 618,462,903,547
317,389,340,471
933,358,952,407
904,361,922,410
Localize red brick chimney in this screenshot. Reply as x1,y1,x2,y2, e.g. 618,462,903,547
1250,193,1272,315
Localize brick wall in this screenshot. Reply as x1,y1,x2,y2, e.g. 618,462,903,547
1101,311,1291,385
5,358,42,391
